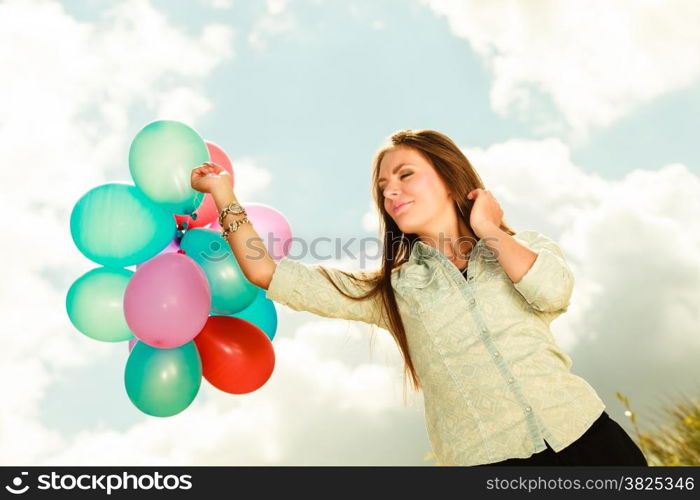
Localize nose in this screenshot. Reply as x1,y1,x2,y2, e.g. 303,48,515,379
383,184,401,199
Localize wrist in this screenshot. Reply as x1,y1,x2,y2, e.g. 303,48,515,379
211,186,236,203
475,222,501,240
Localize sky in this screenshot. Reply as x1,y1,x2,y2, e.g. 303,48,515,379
1,0,699,466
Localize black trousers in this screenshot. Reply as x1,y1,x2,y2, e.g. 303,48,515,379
477,411,648,466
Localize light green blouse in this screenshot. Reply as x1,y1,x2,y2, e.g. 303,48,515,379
265,229,606,466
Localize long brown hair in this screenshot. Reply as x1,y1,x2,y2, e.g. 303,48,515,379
318,129,516,402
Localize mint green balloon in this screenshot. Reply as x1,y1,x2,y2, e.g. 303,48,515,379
179,228,257,315
66,267,136,342
70,183,177,267
124,340,202,417
225,287,278,341
129,120,209,215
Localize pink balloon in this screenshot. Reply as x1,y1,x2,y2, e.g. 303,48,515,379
124,253,211,349
207,141,234,178
209,202,292,260
136,235,181,270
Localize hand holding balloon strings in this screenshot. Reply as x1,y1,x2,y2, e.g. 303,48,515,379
191,161,231,195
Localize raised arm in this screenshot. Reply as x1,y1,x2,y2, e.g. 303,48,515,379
261,256,389,329
210,184,278,292
194,166,388,329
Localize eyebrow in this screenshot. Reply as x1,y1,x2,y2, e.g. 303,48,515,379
378,162,411,185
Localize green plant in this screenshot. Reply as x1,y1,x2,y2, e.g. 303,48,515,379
423,449,439,465
616,391,700,466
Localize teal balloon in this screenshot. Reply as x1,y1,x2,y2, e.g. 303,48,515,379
129,120,209,215
224,287,278,341
66,266,136,342
179,228,257,315
70,183,177,267
124,340,202,417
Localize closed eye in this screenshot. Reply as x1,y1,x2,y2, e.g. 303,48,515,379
379,172,413,195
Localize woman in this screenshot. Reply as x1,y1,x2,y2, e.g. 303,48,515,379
190,129,648,467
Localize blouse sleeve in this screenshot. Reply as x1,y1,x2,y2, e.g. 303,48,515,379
511,230,575,313
264,257,389,330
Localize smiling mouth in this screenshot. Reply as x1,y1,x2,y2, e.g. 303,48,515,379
394,201,414,214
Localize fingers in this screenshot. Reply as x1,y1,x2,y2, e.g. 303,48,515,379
203,161,220,172
467,188,489,200
194,162,229,177
192,163,212,177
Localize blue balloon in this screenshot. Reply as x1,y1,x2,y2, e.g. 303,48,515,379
124,340,202,417
220,287,278,341
180,228,257,315
66,266,135,342
129,120,208,215
70,183,177,267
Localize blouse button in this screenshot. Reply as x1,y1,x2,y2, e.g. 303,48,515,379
481,326,487,333
508,377,515,384
469,298,476,307
493,351,500,357
525,406,532,412
468,275,474,281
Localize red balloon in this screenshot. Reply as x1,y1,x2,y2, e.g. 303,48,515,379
175,140,235,229
194,316,275,394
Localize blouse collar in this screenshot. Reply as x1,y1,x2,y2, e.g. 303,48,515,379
408,237,484,264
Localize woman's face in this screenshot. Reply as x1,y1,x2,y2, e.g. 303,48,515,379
378,145,453,236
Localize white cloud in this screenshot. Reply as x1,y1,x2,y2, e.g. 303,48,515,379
228,157,273,202
421,0,700,143
247,0,316,50
267,0,288,15
362,198,381,234
205,0,235,9
0,0,235,207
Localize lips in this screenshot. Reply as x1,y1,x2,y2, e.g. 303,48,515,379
393,200,414,213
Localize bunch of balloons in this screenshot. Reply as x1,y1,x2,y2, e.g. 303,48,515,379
66,120,293,417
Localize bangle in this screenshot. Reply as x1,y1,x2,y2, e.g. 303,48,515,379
221,216,251,239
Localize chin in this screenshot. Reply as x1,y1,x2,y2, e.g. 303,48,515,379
396,220,419,235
